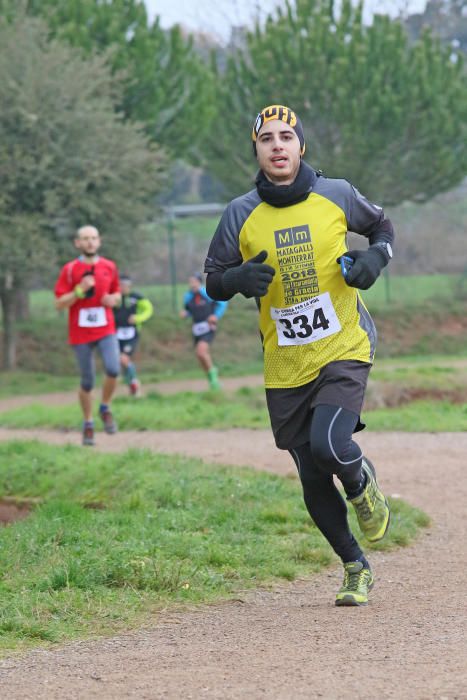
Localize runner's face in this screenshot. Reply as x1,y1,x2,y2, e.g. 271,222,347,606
121,280,132,295
189,276,202,292
75,228,101,257
256,120,301,185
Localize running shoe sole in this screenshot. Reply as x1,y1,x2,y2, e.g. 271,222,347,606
362,458,391,542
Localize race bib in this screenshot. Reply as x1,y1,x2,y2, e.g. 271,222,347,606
270,292,341,346
78,306,108,328
192,321,211,337
116,326,136,340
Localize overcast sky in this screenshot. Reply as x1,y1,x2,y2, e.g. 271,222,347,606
144,0,428,41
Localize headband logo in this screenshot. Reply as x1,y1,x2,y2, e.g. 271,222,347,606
252,105,297,140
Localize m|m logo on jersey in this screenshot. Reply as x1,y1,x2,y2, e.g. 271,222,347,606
274,224,311,249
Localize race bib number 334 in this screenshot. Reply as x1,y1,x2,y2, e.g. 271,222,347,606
270,292,341,346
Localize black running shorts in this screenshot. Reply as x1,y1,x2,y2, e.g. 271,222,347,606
193,331,215,346
118,337,139,356
266,360,371,449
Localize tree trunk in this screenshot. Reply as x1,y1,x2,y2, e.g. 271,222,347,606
1,273,17,370
15,288,30,321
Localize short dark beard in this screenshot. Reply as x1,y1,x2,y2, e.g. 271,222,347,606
264,161,301,186
81,251,99,262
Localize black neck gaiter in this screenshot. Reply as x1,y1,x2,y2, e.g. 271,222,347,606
255,161,318,208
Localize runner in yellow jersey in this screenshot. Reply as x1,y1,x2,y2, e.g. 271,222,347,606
205,105,394,607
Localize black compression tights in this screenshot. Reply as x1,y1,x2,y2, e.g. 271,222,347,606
289,404,365,563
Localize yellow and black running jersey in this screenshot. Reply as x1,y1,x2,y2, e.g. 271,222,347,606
205,169,389,389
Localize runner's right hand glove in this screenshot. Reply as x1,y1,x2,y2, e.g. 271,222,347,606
222,251,275,298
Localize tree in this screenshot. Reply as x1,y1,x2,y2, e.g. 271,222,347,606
0,0,215,159
0,15,166,369
406,0,467,54
121,22,216,157
205,0,467,204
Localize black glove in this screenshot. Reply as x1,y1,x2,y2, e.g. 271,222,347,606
222,250,275,298
337,247,388,290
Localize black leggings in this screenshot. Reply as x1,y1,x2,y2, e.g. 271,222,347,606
289,404,365,563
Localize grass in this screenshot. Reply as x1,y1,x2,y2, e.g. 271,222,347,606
0,388,268,430
370,354,467,394
361,272,464,310
1,353,465,399
0,440,429,653
0,371,78,398
372,355,466,376
0,382,466,432
145,215,220,245
365,400,467,432
0,360,265,399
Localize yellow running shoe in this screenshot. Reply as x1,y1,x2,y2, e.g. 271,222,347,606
335,561,374,607
349,458,390,542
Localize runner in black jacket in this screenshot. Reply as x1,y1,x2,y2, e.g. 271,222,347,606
113,274,153,396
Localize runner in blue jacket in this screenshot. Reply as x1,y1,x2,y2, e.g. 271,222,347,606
180,272,228,390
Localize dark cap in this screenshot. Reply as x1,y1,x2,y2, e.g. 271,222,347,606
251,104,305,156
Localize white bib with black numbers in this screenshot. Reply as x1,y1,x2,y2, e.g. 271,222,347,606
78,306,108,328
116,326,136,340
192,321,211,337
270,292,341,346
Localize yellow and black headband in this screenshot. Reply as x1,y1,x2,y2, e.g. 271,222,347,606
251,105,305,155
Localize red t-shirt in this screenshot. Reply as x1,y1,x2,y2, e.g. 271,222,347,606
54,257,120,345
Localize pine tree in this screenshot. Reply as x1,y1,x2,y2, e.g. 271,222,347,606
206,0,467,203
1,0,215,158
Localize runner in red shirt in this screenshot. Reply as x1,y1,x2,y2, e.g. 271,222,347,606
55,226,121,446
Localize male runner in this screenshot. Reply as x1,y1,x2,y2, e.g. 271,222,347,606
55,225,121,446
113,274,154,396
180,272,228,390
205,105,393,606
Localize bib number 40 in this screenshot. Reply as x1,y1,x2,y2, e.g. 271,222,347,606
279,308,329,339
78,306,107,328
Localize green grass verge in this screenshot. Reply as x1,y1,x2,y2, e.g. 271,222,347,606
0,388,267,430
1,353,465,399
0,388,466,432
365,400,467,432
0,371,78,398
361,272,464,309
0,362,265,399
372,358,463,383
0,440,429,653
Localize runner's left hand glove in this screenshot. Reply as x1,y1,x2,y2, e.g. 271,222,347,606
338,247,388,290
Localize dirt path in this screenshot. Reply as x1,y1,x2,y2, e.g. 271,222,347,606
0,426,466,699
